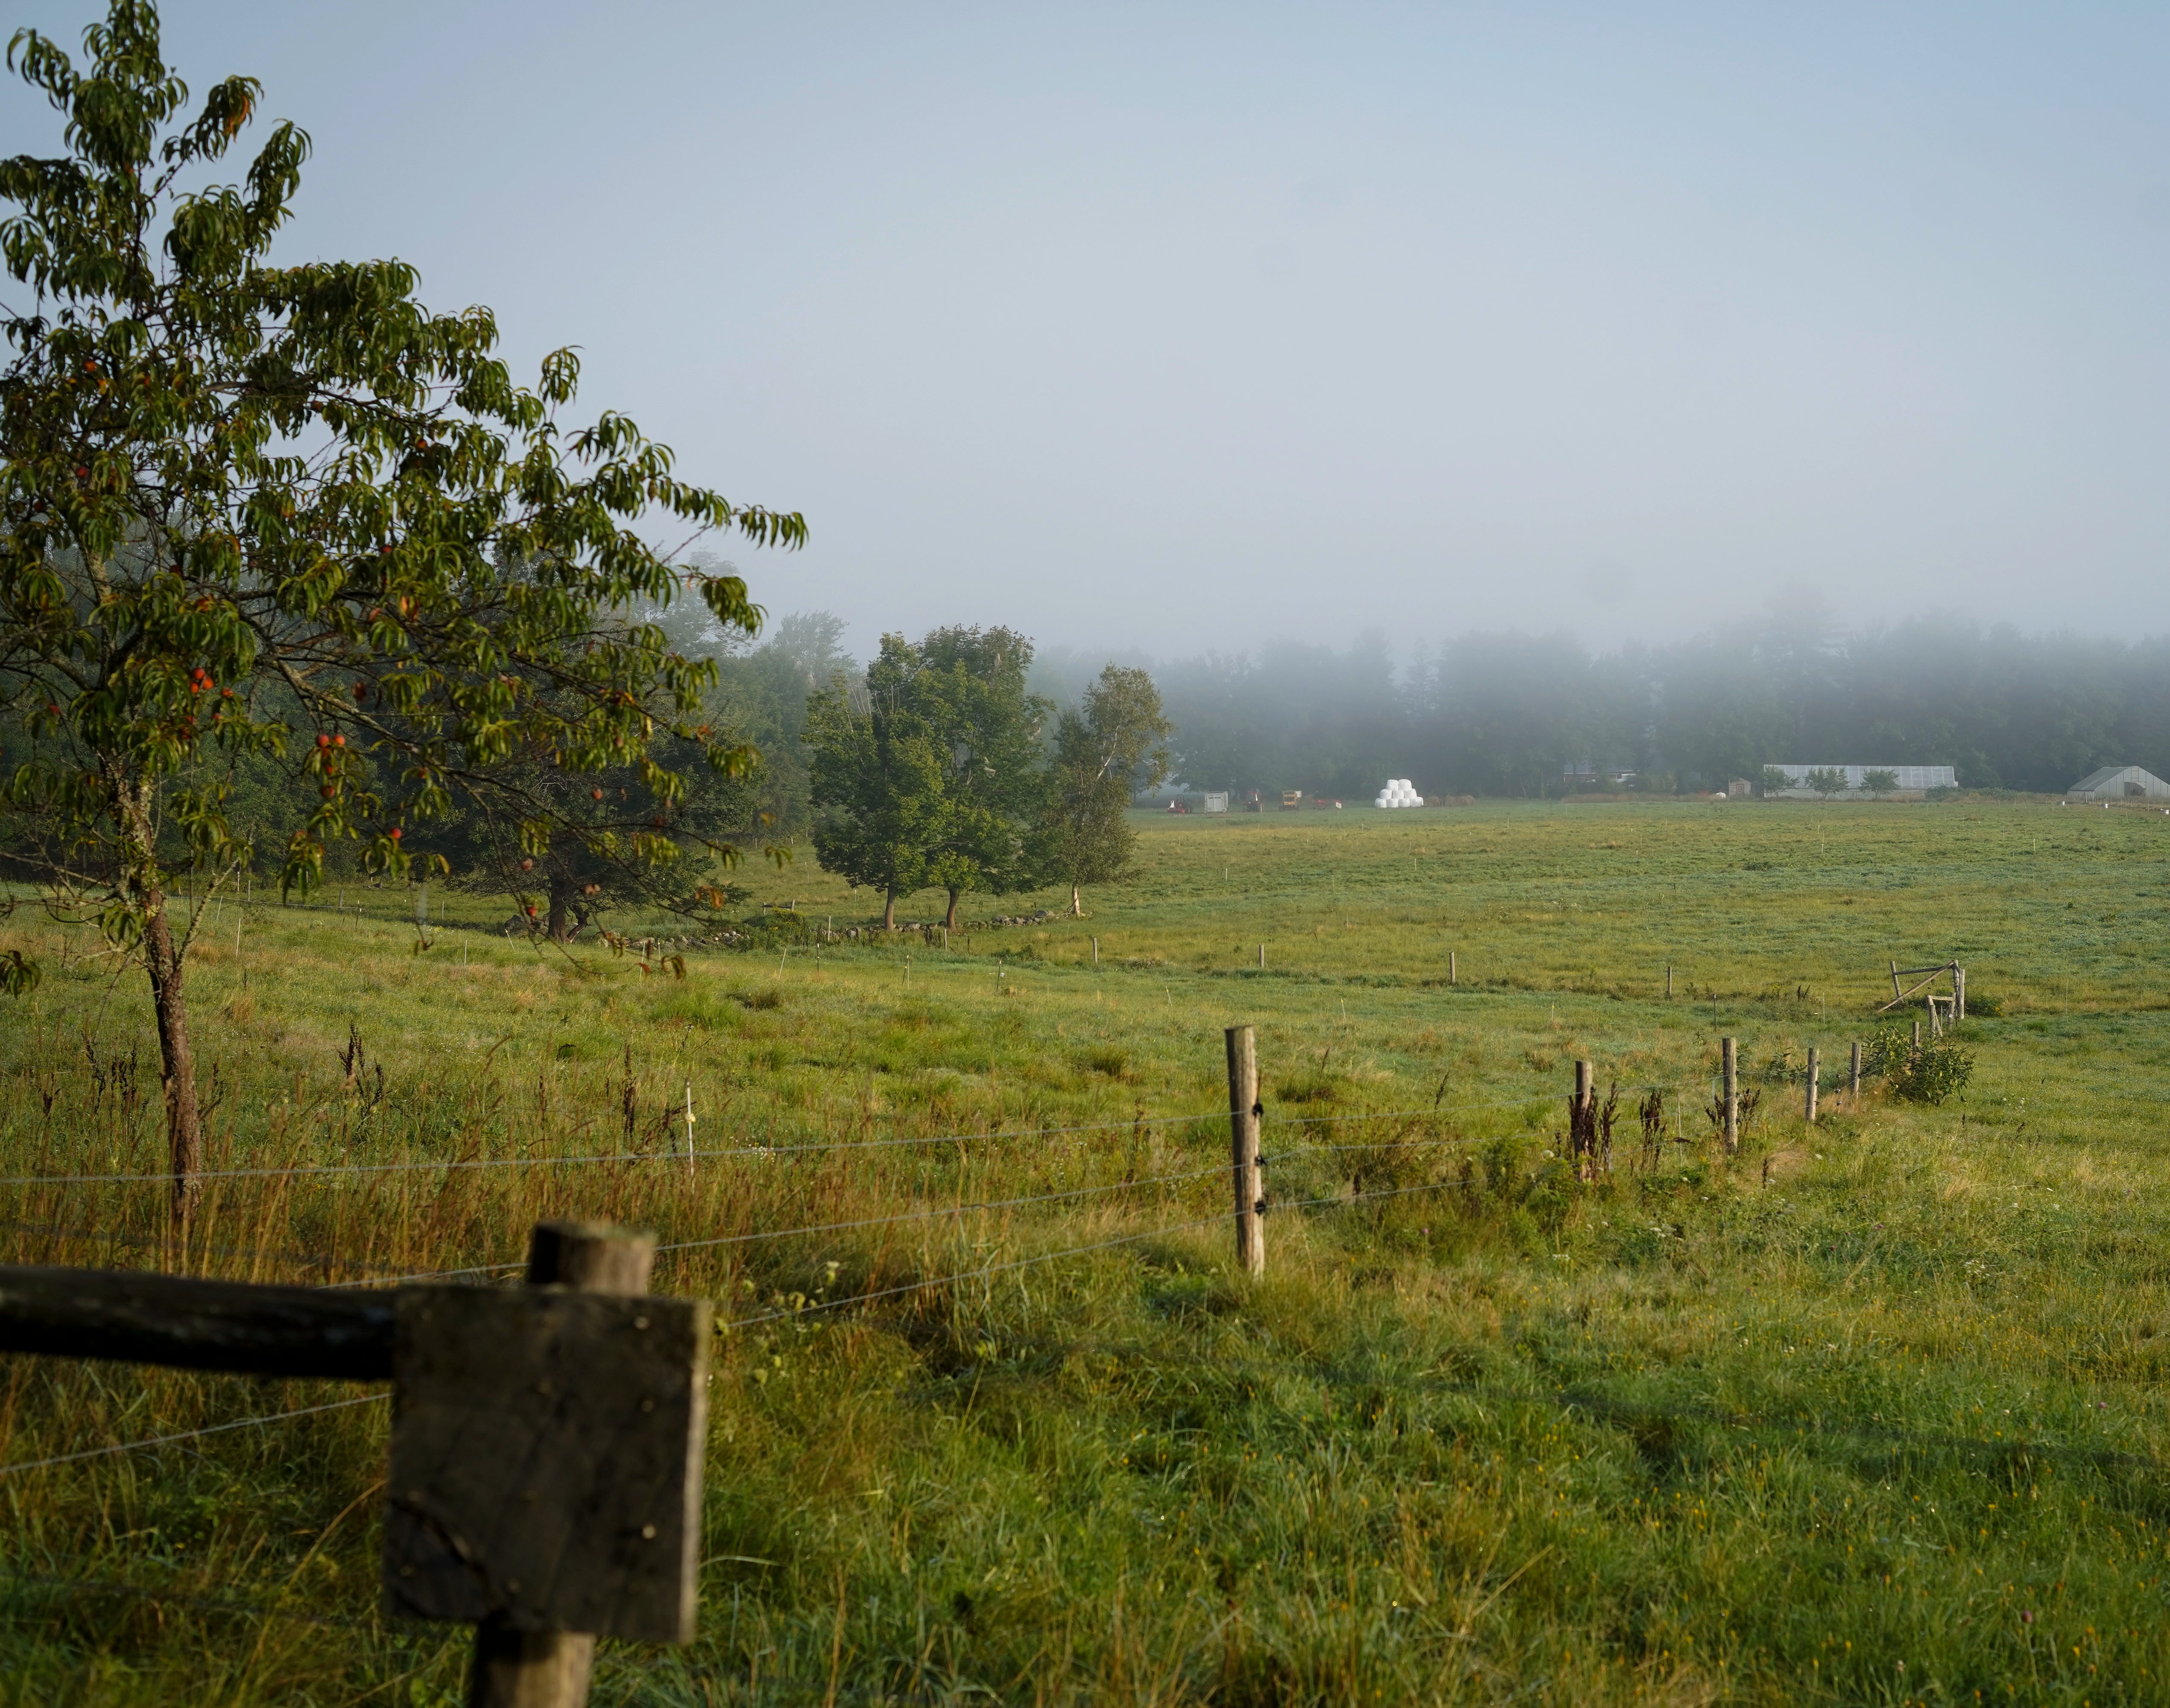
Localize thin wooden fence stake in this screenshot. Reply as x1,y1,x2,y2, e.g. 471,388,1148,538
1849,1040,1863,1101
466,1221,658,1708
1449,950,1457,986
1955,965,1966,1021
1258,944,1265,971
1805,1047,1819,1124
1913,1019,1922,1050
1666,962,1673,999
1573,1059,1594,1179
1092,936,1100,968
682,1084,695,1183
1722,1037,1738,1154
1225,1026,1264,1280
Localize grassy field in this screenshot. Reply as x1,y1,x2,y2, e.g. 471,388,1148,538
2,797,2168,1705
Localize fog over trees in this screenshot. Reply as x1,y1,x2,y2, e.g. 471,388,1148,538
1033,615,2170,798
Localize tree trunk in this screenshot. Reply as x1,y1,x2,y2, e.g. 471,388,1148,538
140,894,204,1225
945,889,960,930
109,770,204,1227
883,889,897,930
547,871,578,941
1070,883,1082,916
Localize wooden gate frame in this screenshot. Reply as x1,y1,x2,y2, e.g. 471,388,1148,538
1880,960,1965,1034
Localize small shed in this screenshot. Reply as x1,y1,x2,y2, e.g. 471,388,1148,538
2066,765,2170,801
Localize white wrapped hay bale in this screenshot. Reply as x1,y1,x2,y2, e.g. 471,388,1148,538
1374,778,1423,809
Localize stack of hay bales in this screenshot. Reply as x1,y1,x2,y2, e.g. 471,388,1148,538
1374,778,1423,808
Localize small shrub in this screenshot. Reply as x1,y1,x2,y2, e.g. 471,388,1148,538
1891,1037,1974,1104
1860,1024,1914,1078
1863,1022,1972,1101
1966,990,2005,1018
735,910,818,946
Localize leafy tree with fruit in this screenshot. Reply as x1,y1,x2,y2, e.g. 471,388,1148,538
0,1,801,1217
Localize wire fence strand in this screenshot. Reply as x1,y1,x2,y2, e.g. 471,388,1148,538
651,1165,1227,1260
0,1073,1753,1481
0,1076,1739,1192
0,1109,1228,1190
0,1392,387,1480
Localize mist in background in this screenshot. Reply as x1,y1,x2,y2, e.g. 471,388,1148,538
4,2,2165,659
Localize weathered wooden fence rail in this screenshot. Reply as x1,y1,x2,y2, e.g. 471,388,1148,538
0,1219,705,1708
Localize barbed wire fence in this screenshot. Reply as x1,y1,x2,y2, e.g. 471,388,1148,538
0,1043,1763,1679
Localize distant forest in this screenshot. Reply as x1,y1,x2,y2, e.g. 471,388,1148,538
1032,616,2170,799
44,608,2155,895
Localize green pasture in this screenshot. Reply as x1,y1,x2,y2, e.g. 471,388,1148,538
1,798,2167,1705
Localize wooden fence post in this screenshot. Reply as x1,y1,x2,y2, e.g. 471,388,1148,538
1849,1040,1862,1101
1955,965,1965,1021
0,1223,706,1708
1666,962,1673,999
1721,1037,1738,1154
1258,944,1265,971
1913,1019,1921,1050
1225,1026,1264,1280
1571,1060,1594,1179
1804,1048,1819,1124
465,1222,658,1708
1449,951,1457,986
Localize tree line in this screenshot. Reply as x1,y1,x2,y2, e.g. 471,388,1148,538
1029,614,2170,798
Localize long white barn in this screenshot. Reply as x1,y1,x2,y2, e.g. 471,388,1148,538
1769,763,1955,799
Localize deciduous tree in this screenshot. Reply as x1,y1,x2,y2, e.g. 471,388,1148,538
807,627,1049,929
0,2,801,1217
1038,664,1169,915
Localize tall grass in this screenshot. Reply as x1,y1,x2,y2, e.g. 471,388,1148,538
0,798,2164,1704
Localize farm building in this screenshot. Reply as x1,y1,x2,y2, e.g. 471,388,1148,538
1768,763,1954,799
2066,765,2170,801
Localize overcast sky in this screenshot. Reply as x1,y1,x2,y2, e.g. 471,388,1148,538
7,3,2168,661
